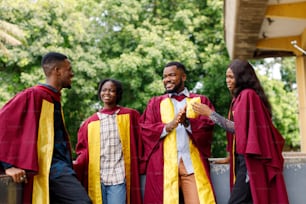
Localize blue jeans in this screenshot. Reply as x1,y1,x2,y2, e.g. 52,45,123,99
101,181,126,204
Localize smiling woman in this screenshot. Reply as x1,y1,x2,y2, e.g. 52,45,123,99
73,78,143,204
192,59,289,204
224,0,306,153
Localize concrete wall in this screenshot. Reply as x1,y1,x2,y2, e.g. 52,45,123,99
1,153,305,203
141,152,306,204
210,162,306,204
282,153,306,204
210,152,306,204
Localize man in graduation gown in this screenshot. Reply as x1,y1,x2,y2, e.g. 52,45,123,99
0,52,91,204
140,62,216,204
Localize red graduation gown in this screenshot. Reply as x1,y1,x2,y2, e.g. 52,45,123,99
140,93,216,204
227,89,289,204
0,85,71,203
74,106,143,204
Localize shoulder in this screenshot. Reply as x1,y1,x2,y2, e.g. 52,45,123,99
189,93,211,103
235,89,262,107
17,85,55,102
3,86,44,106
14,86,41,98
240,88,257,95
238,89,259,100
119,107,140,116
0,86,46,117
83,113,99,124
190,93,208,98
147,94,168,104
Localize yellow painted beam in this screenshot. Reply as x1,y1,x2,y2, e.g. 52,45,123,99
301,29,306,49
295,56,306,153
266,2,306,19
297,29,306,152
256,36,301,55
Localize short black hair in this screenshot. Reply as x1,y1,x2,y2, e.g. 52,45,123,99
97,78,123,104
41,52,68,76
41,52,67,66
164,61,186,73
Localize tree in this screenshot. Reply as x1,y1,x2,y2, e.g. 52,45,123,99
0,0,300,156
253,59,300,150
0,20,25,55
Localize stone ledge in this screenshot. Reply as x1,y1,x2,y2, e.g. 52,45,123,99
1,152,306,204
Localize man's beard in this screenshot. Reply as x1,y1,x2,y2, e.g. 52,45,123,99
164,80,183,94
63,84,72,89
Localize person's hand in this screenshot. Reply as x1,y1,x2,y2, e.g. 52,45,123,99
165,107,188,132
211,156,230,164
191,102,213,117
5,167,27,183
165,118,179,133
177,106,189,127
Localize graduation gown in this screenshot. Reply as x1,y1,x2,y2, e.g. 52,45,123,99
0,85,71,204
227,89,289,204
140,93,216,204
74,107,143,204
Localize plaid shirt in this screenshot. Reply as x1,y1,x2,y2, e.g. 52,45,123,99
97,110,125,185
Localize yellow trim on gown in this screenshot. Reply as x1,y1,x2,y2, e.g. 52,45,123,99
161,97,215,204
87,114,131,204
32,100,54,204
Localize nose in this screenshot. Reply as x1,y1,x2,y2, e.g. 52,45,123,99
226,77,230,83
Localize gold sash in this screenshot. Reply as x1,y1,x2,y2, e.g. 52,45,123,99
33,100,55,204
161,97,215,204
87,114,131,204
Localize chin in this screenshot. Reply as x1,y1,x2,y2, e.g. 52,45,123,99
165,89,176,94
65,85,72,89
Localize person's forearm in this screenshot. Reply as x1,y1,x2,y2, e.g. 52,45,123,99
209,111,235,133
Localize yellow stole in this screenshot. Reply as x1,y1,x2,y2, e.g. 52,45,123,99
161,97,216,204
230,110,236,184
32,100,55,204
87,113,131,204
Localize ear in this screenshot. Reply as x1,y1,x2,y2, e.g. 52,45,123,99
53,66,60,75
182,72,187,82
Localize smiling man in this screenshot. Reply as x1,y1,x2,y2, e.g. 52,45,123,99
0,52,91,204
140,61,216,204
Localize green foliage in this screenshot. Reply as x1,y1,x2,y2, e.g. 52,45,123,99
0,19,26,55
251,58,300,150
0,0,300,157
280,57,297,92
257,72,300,150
